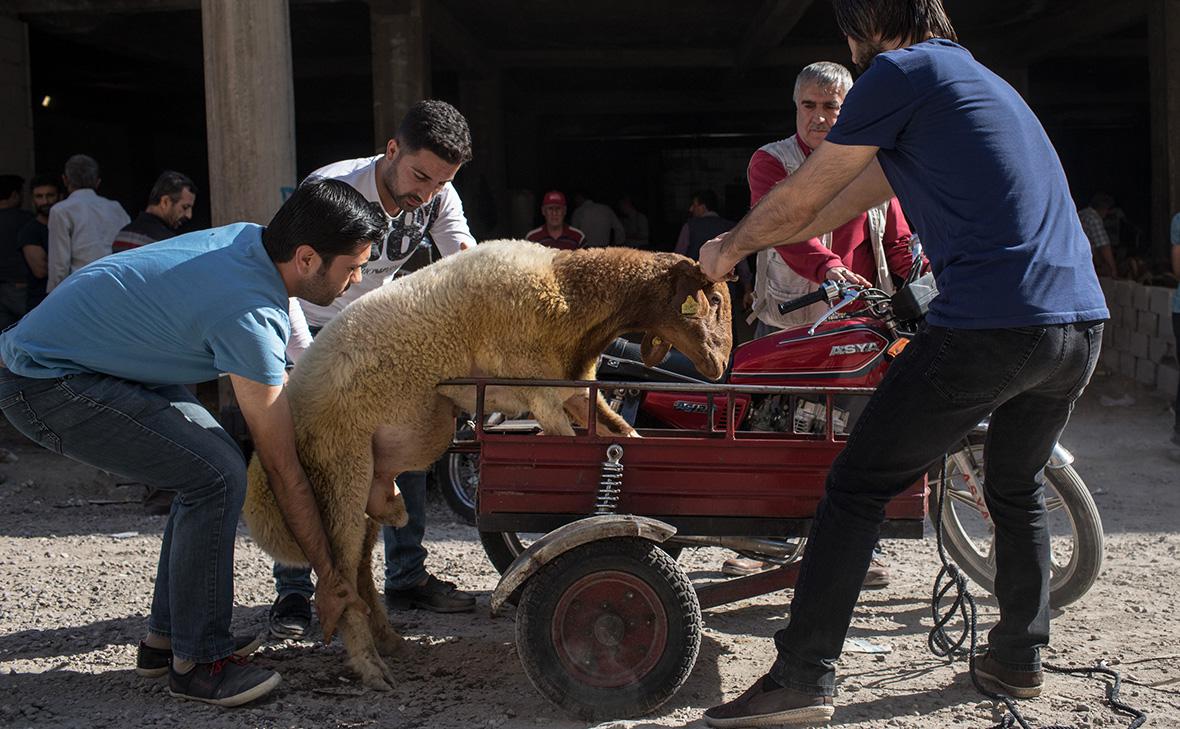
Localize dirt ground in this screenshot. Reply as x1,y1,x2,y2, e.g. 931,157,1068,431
1,370,1178,729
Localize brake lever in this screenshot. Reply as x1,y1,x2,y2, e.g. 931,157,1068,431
808,289,861,335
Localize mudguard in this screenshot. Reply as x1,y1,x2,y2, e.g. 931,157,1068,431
489,514,677,615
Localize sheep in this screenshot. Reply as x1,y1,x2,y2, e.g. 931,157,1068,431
241,240,732,690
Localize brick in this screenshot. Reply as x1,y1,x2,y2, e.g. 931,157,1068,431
1122,305,1138,329
1149,286,1173,316
1136,358,1157,387
1160,314,1176,341
1131,332,1149,359
1133,284,1150,310
1099,277,1117,302
1158,364,1179,398
1138,310,1159,336
1112,280,1134,307
1150,337,1170,364
1113,326,1130,352
1119,351,1137,377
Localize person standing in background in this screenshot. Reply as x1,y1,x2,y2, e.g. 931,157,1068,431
111,171,198,253
47,154,129,292
16,175,62,312
0,175,33,329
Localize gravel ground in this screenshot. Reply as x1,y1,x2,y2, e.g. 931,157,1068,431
1,370,1178,729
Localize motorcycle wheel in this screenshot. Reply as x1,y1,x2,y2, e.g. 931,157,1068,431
481,530,683,575
433,450,478,526
931,441,1104,609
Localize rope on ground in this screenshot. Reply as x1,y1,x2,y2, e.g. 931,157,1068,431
926,455,1147,729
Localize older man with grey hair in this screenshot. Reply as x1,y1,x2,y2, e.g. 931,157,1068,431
47,154,129,292
723,60,916,581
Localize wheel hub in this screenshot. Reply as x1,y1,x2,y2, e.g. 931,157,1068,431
551,570,668,688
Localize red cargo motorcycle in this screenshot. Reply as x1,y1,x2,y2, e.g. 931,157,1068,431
447,257,1104,612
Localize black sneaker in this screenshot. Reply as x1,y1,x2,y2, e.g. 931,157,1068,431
169,656,281,707
137,633,264,678
385,574,475,613
705,675,835,727
268,592,313,639
974,650,1043,699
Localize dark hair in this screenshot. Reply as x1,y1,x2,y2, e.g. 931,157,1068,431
692,189,719,212
29,174,60,193
264,179,389,264
63,154,100,189
0,175,23,199
396,99,473,165
832,0,957,44
148,170,197,206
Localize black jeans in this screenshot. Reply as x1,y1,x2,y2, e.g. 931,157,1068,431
770,321,1104,695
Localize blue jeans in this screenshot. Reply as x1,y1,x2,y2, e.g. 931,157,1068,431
0,370,245,663
769,321,1103,696
273,469,429,597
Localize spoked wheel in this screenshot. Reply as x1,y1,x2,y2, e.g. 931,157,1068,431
931,441,1104,608
434,450,478,525
515,537,701,720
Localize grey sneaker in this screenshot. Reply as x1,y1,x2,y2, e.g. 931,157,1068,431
169,656,281,707
137,633,263,678
268,593,312,639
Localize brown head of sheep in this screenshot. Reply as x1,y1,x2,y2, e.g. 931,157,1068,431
241,240,732,691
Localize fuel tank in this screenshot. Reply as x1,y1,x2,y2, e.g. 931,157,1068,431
729,316,892,388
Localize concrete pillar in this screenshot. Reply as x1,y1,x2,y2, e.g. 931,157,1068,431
459,72,508,237
370,0,429,147
0,15,34,186
1150,0,1180,254
201,0,297,226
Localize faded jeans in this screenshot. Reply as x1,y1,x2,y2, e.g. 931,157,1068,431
0,370,245,662
770,321,1104,696
273,470,429,597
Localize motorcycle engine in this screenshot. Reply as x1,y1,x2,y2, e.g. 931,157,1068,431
747,395,851,435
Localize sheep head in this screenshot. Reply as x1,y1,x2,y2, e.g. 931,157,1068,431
639,257,732,380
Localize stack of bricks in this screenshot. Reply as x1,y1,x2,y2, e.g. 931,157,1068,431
1099,277,1179,398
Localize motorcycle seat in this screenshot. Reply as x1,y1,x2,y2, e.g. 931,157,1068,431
598,337,727,384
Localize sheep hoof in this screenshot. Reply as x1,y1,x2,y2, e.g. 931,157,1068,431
374,630,405,657
625,429,642,438
353,658,395,692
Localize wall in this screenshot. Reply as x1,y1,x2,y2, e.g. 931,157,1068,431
1100,278,1179,398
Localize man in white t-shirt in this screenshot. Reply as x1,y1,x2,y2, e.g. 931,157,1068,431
271,100,478,638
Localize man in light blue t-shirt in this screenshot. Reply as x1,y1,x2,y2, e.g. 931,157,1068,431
699,1,1106,725
0,180,386,708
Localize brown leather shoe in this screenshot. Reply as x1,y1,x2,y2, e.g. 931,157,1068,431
974,650,1043,699
862,558,891,589
721,557,772,576
705,676,834,727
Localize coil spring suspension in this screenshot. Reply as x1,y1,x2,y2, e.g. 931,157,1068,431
593,444,624,515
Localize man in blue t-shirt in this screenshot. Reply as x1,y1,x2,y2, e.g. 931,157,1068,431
699,2,1107,725
0,180,386,708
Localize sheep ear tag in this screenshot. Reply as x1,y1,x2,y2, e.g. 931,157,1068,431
680,295,699,316
640,333,672,367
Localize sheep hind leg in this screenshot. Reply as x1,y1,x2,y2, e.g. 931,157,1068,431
358,519,404,657
332,511,398,691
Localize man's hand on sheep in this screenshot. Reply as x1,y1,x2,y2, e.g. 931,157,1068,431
314,566,368,644
698,233,739,283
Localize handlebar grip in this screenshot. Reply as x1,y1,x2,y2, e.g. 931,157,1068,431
777,287,828,315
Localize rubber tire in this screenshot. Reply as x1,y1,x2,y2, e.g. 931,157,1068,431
480,530,683,575
433,450,478,526
931,444,1104,609
515,537,701,720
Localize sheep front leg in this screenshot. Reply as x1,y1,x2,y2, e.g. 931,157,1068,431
563,390,640,437
358,519,404,657
529,393,577,436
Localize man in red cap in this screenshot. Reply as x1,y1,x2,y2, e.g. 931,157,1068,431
526,190,587,250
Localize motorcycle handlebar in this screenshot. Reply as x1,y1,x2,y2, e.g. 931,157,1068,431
777,281,837,315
